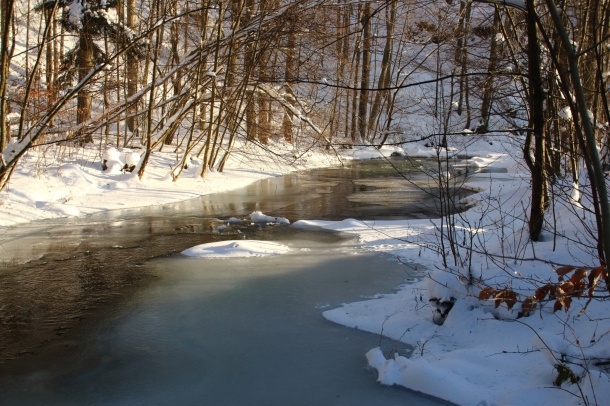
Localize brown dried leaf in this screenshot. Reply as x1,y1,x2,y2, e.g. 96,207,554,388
557,296,573,312
555,266,576,281
570,268,589,284
572,280,586,297
553,300,563,313
534,285,550,301
550,284,563,299
494,289,518,310
505,290,518,310
521,297,537,317
588,267,603,296
559,281,575,295
479,287,497,301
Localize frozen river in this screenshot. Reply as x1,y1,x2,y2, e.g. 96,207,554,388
0,158,469,404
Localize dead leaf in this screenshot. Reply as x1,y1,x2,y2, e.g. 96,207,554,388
521,297,537,317
588,267,603,296
478,287,497,301
494,289,518,310
534,285,550,301
555,266,576,280
570,268,588,284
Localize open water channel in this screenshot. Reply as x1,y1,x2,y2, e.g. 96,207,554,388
0,158,475,405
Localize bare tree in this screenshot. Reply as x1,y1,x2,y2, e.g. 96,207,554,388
0,0,15,153
357,1,372,142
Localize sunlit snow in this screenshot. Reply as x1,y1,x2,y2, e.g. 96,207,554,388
182,239,291,258
1,136,609,406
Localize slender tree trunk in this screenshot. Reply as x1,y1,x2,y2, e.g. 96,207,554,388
201,2,222,178
282,12,297,142
349,23,361,144
138,0,163,179
75,29,95,144
0,0,15,153
44,7,56,122
357,2,372,142
369,0,396,141
244,0,258,142
525,0,547,241
479,7,501,131
126,0,138,133
455,0,472,122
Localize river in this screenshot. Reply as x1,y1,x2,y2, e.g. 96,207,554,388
0,158,471,405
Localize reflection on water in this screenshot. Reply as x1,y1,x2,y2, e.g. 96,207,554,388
195,157,478,221
0,158,475,265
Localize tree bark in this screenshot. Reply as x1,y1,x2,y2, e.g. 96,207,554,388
0,0,15,153
126,0,138,133
75,31,94,144
525,0,547,241
479,7,501,132
369,0,396,140
282,12,297,142
357,2,372,142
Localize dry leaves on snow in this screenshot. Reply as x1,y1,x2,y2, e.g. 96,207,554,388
477,266,608,316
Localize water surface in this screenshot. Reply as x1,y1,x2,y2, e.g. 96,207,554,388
0,158,471,404
0,237,446,405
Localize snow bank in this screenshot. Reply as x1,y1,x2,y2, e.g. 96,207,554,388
249,211,290,225
182,240,291,258
0,140,341,227
315,135,610,406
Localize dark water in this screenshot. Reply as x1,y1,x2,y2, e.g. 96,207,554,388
0,158,471,405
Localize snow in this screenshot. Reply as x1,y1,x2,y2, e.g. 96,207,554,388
1,135,609,406
559,106,573,121
249,210,290,225
303,136,610,405
182,239,291,258
68,1,84,29
0,140,341,227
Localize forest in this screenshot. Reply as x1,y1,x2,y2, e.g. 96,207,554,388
1,1,610,402
0,0,609,303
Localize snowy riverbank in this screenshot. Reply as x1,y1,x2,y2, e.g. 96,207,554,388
1,135,609,405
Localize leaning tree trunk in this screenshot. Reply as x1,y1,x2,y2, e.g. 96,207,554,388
0,0,15,153
369,0,396,141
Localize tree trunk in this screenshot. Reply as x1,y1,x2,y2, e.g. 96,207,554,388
455,0,472,127
282,12,297,143
45,7,56,121
369,0,396,140
138,0,163,180
75,31,94,145
349,25,361,144
0,0,15,153
479,7,501,132
126,0,138,133
525,0,547,241
357,2,372,142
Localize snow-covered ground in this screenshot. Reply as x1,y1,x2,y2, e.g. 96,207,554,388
0,140,341,227
1,136,609,405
